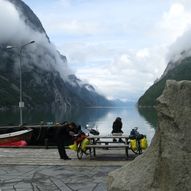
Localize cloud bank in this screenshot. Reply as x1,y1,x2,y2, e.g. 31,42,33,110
0,0,73,80
21,0,191,101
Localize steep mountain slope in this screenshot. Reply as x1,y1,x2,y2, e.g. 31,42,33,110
0,0,111,110
8,0,47,34
138,57,191,106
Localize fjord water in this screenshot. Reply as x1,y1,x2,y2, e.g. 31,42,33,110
0,104,157,144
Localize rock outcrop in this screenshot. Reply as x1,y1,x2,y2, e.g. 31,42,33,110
108,80,191,191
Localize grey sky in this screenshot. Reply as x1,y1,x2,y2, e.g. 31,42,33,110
20,0,191,101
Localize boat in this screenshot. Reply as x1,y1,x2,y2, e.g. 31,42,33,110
0,124,59,146
0,129,33,146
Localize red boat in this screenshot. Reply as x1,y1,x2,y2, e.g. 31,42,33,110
0,129,32,147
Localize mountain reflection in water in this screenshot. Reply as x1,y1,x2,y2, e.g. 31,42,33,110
0,104,157,143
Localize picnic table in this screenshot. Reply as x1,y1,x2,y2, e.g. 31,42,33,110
77,135,132,159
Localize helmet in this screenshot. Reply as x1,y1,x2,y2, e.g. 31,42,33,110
133,127,138,131
116,117,121,121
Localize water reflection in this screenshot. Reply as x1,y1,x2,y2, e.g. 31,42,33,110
137,106,158,129
0,104,157,143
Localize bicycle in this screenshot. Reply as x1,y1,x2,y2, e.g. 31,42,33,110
76,140,92,160
130,138,142,155
129,134,148,155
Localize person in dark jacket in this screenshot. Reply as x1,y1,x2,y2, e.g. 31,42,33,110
112,117,124,142
55,122,78,160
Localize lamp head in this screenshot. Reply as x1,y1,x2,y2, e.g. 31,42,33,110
6,45,14,49
30,41,35,44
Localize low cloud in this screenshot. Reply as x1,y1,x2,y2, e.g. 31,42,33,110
166,26,191,63
18,0,191,101
156,2,191,62
160,3,191,41
0,0,24,43
0,0,73,80
69,1,191,101
75,46,167,101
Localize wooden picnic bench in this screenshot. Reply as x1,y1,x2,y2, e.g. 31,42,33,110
77,135,131,159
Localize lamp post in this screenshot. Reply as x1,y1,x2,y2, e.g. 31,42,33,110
6,41,35,125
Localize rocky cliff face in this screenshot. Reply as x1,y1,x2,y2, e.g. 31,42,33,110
108,80,191,191
0,0,111,110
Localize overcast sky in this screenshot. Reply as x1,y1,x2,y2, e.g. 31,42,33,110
22,0,191,101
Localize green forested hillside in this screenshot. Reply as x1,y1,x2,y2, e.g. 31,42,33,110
138,57,191,106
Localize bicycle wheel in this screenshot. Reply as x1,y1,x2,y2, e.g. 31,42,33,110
137,140,142,154
77,147,83,160
130,141,142,155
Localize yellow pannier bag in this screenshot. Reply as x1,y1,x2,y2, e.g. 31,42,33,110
69,142,78,151
130,139,137,150
140,137,148,150
81,138,90,151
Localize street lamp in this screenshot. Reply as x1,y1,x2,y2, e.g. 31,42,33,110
6,41,35,125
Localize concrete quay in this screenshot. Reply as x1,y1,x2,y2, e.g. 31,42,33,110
0,148,135,191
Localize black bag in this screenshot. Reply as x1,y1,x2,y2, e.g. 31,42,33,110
90,129,99,135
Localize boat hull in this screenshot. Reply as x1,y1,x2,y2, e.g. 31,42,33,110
0,129,32,145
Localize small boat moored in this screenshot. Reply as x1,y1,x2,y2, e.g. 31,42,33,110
0,129,33,146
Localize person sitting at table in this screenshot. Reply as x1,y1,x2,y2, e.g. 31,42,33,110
111,117,124,142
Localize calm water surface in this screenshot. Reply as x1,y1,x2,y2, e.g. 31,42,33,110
0,104,157,144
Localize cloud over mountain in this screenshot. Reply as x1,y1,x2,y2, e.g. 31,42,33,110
0,0,111,111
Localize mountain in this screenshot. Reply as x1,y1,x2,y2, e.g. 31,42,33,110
111,99,136,107
0,0,112,111
138,56,191,106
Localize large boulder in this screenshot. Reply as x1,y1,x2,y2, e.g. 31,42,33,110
108,80,191,191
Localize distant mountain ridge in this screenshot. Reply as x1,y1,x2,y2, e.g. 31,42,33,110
0,0,112,111
138,56,191,106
